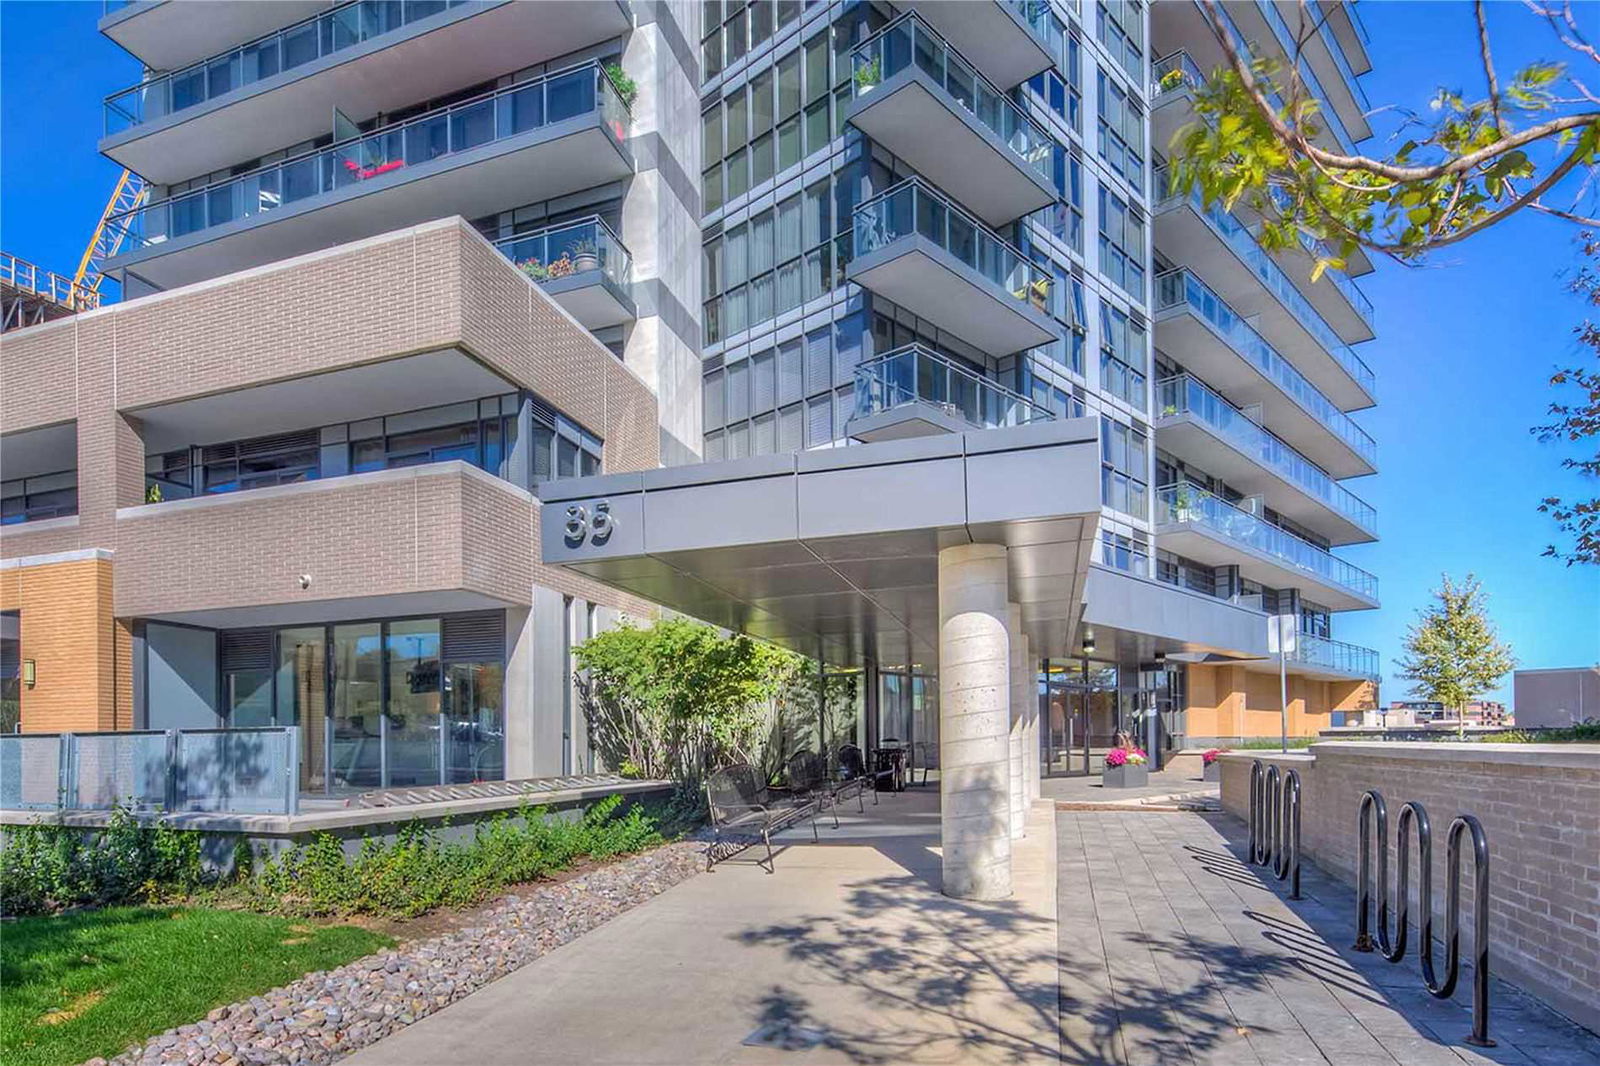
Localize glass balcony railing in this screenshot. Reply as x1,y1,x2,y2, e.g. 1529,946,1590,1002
853,344,1055,430
1291,633,1379,680
1156,484,1378,601
850,12,1053,187
853,178,1054,316
1249,0,1358,151
1296,230,1375,325
104,0,470,135
1155,164,1375,393
1152,51,1203,100
1157,375,1376,534
1006,0,1055,46
104,62,628,254
492,216,631,292
1155,268,1376,468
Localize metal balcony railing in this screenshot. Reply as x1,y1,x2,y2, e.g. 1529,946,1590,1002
849,12,1053,186
853,344,1054,430
492,215,631,292
853,178,1055,317
1155,164,1375,394
1157,375,1375,535
1155,268,1376,468
104,61,630,252
0,252,99,311
1290,633,1379,679
1156,483,1378,601
104,0,471,134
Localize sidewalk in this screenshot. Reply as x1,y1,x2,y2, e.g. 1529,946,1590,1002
339,788,1064,1065
1042,768,1219,809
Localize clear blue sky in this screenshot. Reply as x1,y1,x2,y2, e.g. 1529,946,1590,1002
2,1,1597,704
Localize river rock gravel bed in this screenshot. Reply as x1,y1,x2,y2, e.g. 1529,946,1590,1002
86,840,707,1066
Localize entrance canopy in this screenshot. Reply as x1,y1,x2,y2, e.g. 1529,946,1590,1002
539,422,1101,669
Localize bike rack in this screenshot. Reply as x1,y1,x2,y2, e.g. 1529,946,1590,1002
1247,759,1301,900
1353,788,1494,1047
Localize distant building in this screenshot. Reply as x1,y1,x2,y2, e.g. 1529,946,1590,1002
1514,668,1600,729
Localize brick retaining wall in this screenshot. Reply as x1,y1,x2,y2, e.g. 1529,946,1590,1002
1220,743,1600,1029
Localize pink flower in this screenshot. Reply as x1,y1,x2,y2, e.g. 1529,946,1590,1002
1202,748,1227,765
1104,748,1128,768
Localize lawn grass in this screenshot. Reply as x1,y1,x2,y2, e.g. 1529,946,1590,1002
1,906,391,1066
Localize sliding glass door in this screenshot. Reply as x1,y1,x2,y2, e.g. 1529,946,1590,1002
329,623,382,789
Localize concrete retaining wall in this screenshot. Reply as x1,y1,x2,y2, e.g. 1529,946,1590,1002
1220,743,1600,1028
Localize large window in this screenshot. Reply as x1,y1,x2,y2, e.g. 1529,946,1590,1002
1099,301,1148,409
1098,184,1145,300
1,471,77,525
1096,0,1143,81
1100,417,1148,516
222,612,506,791
1096,68,1144,185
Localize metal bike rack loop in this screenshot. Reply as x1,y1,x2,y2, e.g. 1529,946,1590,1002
1247,759,1302,900
1353,788,1494,1047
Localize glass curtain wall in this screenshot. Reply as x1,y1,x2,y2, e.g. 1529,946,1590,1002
1039,658,1121,776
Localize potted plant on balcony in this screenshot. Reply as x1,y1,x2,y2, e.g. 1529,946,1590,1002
854,57,882,94
1202,747,1228,782
545,254,577,280
604,62,638,108
1157,66,1190,95
570,239,599,273
1102,746,1149,788
517,258,550,282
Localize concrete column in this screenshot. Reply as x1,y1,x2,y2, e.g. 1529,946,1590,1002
1007,603,1027,840
938,543,1012,900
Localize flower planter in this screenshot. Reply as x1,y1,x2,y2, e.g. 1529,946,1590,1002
1203,762,1220,782
1102,763,1148,789
574,252,599,273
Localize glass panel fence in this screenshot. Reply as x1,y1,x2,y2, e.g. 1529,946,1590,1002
1157,374,1376,534
1152,51,1202,98
850,12,1052,184
1155,268,1376,467
853,344,1055,429
1154,164,1374,396
67,730,171,810
492,215,631,290
0,733,63,810
107,62,628,250
174,727,300,813
1155,484,1378,600
105,0,472,133
853,178,1054,316
1292,633,1379,679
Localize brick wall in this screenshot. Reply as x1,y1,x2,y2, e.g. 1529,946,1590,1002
0,553,122,732
1,219,661,624
1186,663,1375,741
1220,743,1600,1027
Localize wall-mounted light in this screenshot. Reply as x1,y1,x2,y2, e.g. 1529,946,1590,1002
1081,634,1095,655
22,659,36,688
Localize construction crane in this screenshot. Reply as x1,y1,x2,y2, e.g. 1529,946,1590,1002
73,168,148,300
0,169,147,333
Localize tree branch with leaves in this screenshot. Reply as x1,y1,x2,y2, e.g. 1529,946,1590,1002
1534,233,1600,564
1168,0,1600,274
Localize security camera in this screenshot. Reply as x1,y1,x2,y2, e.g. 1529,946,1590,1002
298,575,312,590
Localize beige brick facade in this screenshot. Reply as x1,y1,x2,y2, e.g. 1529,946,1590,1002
1185,662,1374,741
1221,744,1600,1028
0,219,662,722
0,552,128,732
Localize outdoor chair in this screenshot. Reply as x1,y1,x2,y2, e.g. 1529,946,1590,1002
704,763,818,872
838,743,893,800
781,750,868,827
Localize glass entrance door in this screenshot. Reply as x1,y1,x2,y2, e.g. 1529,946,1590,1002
329,623,382,789
445,661,505,783
275,626,326,791
1039,659,1121,776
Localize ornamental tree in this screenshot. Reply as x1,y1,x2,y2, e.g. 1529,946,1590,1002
1169,0,1600,273
1394,574,1518,738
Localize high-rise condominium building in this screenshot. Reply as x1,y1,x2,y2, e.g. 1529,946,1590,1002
1,0,1379,791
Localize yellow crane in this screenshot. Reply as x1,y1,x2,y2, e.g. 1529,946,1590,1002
73,167,148,299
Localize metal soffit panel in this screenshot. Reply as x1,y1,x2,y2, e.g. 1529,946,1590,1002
541,422,1100,668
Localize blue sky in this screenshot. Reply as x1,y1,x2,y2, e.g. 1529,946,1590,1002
2,2,1597,704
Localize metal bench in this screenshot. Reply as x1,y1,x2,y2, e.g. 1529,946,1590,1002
705,763,818,872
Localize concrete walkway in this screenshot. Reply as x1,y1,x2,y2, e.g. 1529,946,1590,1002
1042,768,1219,809
1057,809,1600,1065
340,788,1063,1065
338,793,1599,1066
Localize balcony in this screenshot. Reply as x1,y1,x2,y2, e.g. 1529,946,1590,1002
100,2,631,187
0,423,79,529
896,0,1056,87
1271,231,1376,346
1151,51,1202,156
1155,166,1375,405
1155,268,1375,478
1156,375,1376,545
492,216,634,330
848,179,1058,355
101,63,632,292
845,13,1055,227
1155,484,1378,611
1287,632,1379,681
99,1,328,72
847,344,1054,442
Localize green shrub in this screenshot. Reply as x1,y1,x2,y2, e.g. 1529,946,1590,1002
0,808,206,917
253,795,663,918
